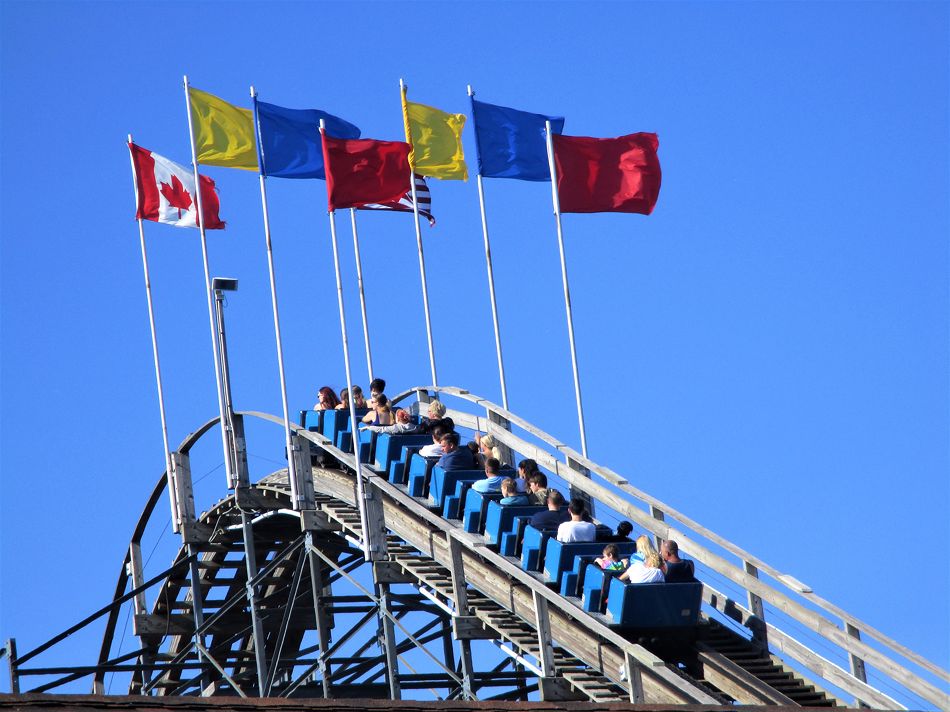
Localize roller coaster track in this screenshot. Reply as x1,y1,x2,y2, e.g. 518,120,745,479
5,387,948,709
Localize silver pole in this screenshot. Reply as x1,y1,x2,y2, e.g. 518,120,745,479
213,285,269,692
467,85,509,411
128,135,180,532
250,86,301,508
349,209,374,384
400,78,438,388
544,120,588,457
182,75,236,487
321,122,370,559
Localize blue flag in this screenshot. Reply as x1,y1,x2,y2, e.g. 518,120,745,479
471,98,565,181
256,100,360,179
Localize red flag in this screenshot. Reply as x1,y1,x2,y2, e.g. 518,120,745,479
552,133,661,215
321,133,411,211
129,143,225,229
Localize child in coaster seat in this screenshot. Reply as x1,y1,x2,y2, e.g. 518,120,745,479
595,544,627,571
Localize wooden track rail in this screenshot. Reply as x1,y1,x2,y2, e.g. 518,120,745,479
378,386,949,710
6,390,947,710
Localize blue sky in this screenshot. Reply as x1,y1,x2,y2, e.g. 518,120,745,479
1,0,947,698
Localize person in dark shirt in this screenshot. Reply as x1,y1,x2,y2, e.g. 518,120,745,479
601,520,634,542
436,431,478,471
660,540,696,582
529,490,570,529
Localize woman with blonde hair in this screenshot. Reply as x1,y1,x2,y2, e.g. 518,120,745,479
361,393,394,426
476,432,504,466
620,534,665,584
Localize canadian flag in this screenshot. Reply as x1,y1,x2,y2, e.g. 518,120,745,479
129,142,225,229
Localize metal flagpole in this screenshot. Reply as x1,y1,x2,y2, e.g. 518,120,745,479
349,209,374,384
400,78,438,388
320,123,371,559
181,76,226,688
467,85,509,411
128,135,181,533
182,75,237,488
544,120,588,457
250,86,301,507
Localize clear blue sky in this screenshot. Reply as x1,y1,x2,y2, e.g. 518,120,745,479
1,0,947,697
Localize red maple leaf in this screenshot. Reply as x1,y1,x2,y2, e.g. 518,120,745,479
160,175,193,219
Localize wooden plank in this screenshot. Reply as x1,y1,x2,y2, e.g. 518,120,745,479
696,644,798,705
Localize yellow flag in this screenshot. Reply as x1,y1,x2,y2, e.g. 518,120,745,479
188,87,258,171
401,87,468,181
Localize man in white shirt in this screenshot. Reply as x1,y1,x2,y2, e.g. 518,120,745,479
418,423,449,458
556,500,596,543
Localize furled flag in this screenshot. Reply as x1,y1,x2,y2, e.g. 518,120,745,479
552,133,661,214
256,100,361,179
401,87,468,181
129,143,225,229
188,86,258,170
321,133,412,212
471,98,564,181
360,174,436,226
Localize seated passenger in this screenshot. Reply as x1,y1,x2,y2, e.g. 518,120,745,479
361,408,421,435
437,431,478,471
499,478,530,506
530,490,570,529
361,393,394,426
419,423,449,458
472,457,506,493
336,386,351,410
314,386,340,411
527,473,549,505
515,458,539,493
420,400,446,431
475,433,506,468
595,544,628,572
620,535,665,583
660,540,696,583
351,385,368,409
368,378,386,406
600,520,634,542
556,500,597,543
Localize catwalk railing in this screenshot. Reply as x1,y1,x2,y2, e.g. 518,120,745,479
388,385,949,711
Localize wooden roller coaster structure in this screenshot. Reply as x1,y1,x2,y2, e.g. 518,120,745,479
4,387,948,709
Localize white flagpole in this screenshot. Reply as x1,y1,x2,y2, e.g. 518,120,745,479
250,86,301,506
349,208,374,384
544,120,588,457
400,78,438,388
183,75,236,488
467,85,509,411
321,123,370,559
128,135,181,533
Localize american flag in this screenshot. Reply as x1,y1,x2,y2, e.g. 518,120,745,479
359,173,435,226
